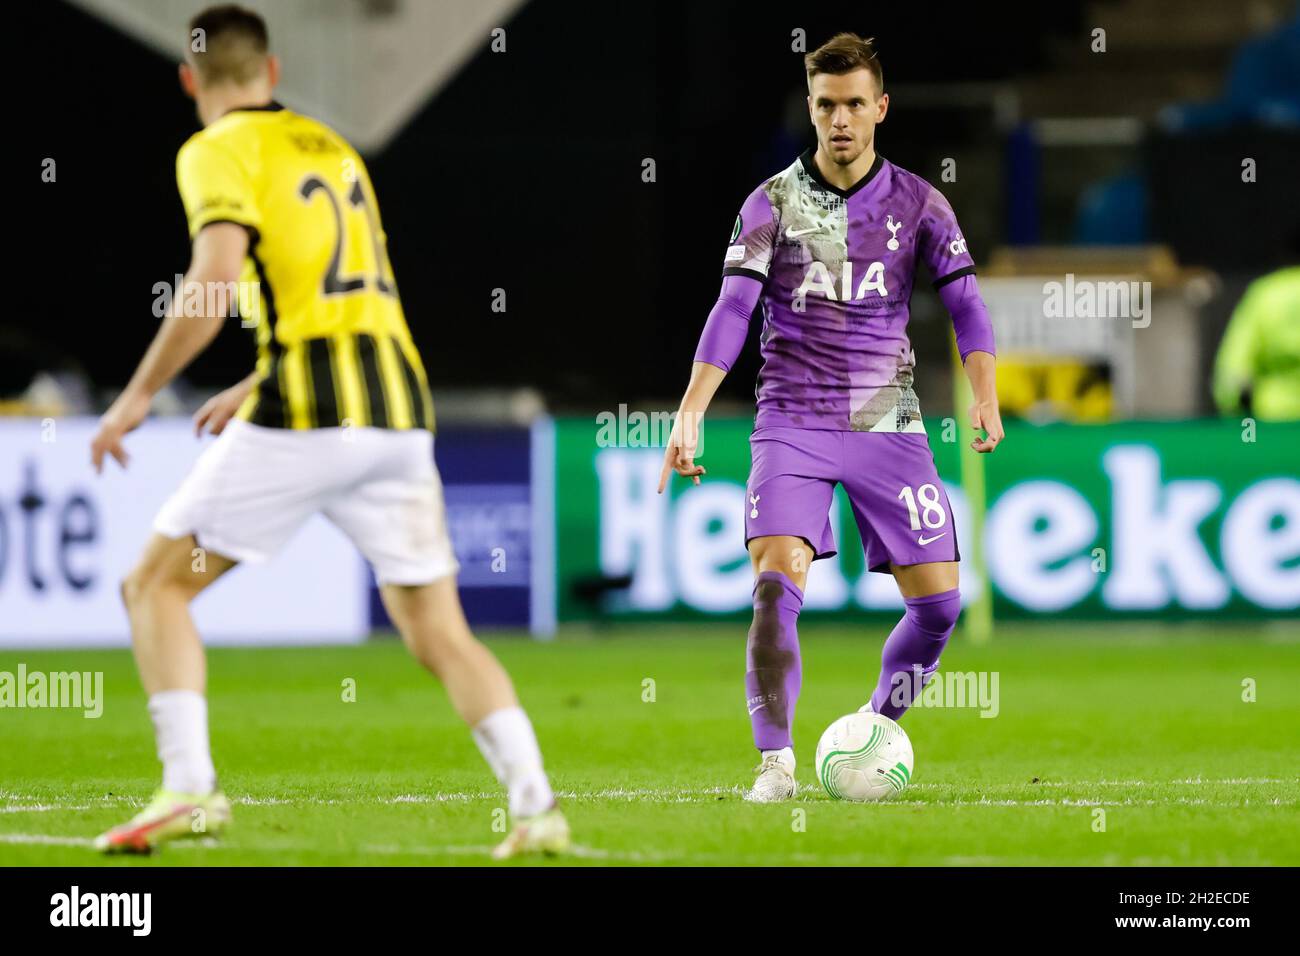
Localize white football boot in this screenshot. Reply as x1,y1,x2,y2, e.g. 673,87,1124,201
746,747,796,802
94,788,231,854
491,807,571,860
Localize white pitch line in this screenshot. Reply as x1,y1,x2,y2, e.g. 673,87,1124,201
176,779,1300,804
1,778,1294,815
0,834,94,847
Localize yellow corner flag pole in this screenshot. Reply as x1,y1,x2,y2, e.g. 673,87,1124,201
952,335,993,645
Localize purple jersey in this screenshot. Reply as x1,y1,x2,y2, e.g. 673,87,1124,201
721,150,976,432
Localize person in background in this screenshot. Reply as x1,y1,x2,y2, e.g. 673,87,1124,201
1213,263,1300,420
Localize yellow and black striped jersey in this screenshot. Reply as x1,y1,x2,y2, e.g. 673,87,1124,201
176,102,433,431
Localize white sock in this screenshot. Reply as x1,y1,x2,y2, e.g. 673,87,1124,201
472,706,554,818
148,689,216,795
762,746,795,771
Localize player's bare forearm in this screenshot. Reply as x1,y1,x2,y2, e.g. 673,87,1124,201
679,361,727,416
121,307,224,401
962,350,1004,453
93,298,224,472
963,349,996,401
92,223,249,472
658,361,727,493
120,224,250,402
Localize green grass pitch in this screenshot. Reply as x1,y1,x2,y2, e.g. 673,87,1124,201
1,622,1297,866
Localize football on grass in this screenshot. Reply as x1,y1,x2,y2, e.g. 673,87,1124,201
815,711,914,801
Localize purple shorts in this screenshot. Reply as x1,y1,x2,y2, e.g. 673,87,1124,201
745,426,960,572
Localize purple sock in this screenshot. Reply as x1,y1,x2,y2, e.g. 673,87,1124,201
745,571,804,751
870,588,961,720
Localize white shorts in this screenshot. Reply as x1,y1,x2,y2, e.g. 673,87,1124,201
154,419,459,585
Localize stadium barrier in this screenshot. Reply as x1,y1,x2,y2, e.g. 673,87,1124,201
553,416,1300,621
0,418,367,647
0,418,546,647
3,416,1296,647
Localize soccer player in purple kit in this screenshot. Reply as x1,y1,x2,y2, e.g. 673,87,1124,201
658,33,1004,801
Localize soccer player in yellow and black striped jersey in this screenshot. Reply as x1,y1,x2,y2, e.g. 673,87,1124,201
89,4,568,859
175,89,435,433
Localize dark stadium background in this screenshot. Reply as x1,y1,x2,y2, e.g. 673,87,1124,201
15,1,1128,412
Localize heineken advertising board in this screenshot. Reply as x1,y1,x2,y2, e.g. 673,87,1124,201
553,416,1300,621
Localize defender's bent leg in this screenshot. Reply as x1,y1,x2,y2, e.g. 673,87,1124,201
97,533,236,852
867,561,961,720
382,575,517,725
381,576,556,821
121,533,235,794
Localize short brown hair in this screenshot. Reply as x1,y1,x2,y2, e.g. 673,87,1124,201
805,33,883,95
187,5,269,85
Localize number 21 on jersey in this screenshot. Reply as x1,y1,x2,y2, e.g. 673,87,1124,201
298,173,394,298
